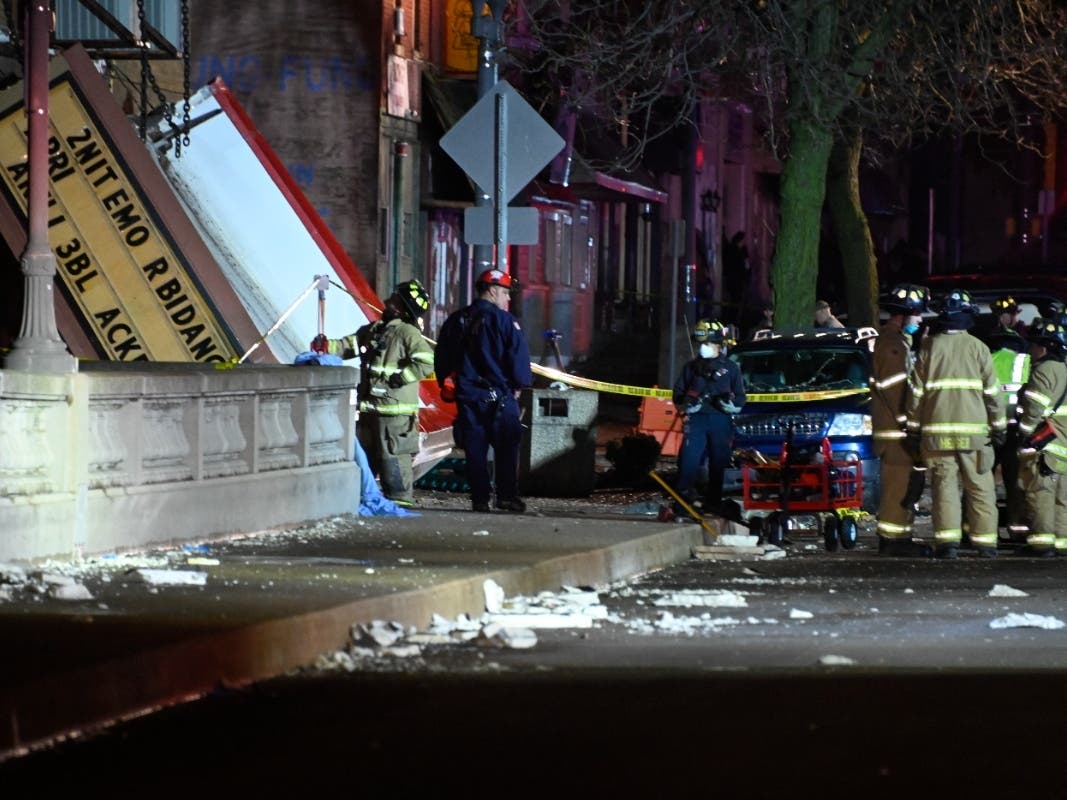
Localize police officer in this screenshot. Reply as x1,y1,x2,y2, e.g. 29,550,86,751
1016,318,1067,556
905,289,1004,559
434,269,533,513
673,319,746,516
986,300,1031,541
871,283,932,556
319,279,434,507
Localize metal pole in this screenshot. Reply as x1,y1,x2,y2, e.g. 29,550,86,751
471,0,507,277
5,2,76,373
494,91,508,274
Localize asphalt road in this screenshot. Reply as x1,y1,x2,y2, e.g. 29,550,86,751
7,528,1067,797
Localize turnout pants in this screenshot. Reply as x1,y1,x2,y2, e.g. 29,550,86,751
926,447,998,549
875,441,917,541
358,413,420,503
1020,452,1067,553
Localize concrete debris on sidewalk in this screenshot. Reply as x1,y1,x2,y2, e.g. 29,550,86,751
651,589,748,609
312,583,611,669
474,622,538,649
127,569,208,587
989,613,1065,630
789,609,814,620
818,654,858,666
988,584,1029,598
0,565,93,602
693,543,785,561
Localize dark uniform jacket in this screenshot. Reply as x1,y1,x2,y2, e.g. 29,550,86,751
435,298,533,403
672,354,746,415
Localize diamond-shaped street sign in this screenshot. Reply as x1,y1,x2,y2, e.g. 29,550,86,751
440,80,564,205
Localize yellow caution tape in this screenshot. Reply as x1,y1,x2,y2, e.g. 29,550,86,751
533,364,869,404
532,364,673,398
745,388,869,403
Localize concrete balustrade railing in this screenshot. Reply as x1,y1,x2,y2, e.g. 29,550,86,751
0,363,360,563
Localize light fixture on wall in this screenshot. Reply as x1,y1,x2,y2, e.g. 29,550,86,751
394,5,406,40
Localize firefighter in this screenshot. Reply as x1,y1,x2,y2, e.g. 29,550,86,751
905,289,1004,559
317,279,434,507
1016,318,1067,556
672,319,746,516
434,269,533,513
989,295,1028,340
871,283,932,556
986,302,1031,541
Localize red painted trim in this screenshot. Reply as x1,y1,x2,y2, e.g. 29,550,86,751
208,78,382,321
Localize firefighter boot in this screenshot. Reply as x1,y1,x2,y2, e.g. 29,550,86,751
878,536,933,558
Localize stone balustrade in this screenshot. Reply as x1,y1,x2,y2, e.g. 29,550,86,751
0,363,360,562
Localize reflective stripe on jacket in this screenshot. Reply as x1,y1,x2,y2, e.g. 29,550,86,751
906,329,1003,451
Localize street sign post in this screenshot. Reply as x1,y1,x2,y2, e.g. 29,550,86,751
440,80,564,269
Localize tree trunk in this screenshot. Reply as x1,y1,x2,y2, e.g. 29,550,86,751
770,121,834,328
826,127,878,328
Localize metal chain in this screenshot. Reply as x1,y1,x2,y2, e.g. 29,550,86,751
180,0,190,151
137,0,178,153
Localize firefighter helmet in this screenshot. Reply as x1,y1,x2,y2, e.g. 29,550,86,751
475,269,515,290
881,283,928,315
937,288,978,319
394,279,430,320
1028,317,1067,357
991,296,1021,315
692,319,726,344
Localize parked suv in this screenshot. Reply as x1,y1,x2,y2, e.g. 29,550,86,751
723,327,880,511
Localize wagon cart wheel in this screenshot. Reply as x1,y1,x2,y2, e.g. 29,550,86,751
838,515,858,550
823,514,840,552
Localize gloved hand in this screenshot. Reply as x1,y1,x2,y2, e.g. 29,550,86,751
719,399,742,414
990,428,1007,449
685,402,702,416
387,372,406,389
310,334,328,354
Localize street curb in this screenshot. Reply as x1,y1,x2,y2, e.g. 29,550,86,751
0,522,704,759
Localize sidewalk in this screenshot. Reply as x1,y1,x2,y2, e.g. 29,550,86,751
0,495,704,758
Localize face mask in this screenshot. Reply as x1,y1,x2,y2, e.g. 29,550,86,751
699,343,719,359
903,322,920,335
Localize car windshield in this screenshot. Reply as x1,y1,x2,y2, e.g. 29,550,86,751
733,347,868,392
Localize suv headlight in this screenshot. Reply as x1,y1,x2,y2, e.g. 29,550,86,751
826,413,872,437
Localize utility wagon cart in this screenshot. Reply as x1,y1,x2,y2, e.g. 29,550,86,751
741,419,864,551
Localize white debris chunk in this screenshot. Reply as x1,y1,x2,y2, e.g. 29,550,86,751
352,619,406,647
819,654,857,666
34,572,76,587
989,584,1029,598
485,612,593,629
472,529,490,537
652,590,748,608
717,534,759,547
475,622,538,649
130,569,207,587
789,608,814,620
484,578,505,613
380,643,423,658
990,613,1065,630
760,548,787,560
186,557,220,566
0,563,28,584
50,582,94,601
